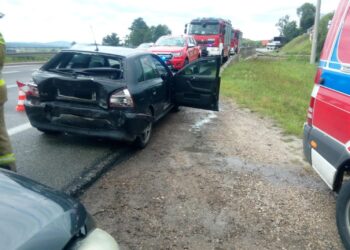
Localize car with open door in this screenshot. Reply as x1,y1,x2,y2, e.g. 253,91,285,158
24,45,220,148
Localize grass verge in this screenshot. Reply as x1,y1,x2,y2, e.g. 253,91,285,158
221,58,316,137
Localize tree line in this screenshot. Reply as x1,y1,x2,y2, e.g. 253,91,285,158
276,2,334,56
102,17,171,47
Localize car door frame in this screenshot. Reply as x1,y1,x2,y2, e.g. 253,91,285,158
171,56,221,111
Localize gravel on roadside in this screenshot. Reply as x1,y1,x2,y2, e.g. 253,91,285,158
80,100,343,250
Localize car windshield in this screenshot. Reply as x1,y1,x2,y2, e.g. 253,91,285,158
188,23,220,35
43,52,124,80
155,37,185,47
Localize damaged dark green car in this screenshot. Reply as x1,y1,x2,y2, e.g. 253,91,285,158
25,45,221,148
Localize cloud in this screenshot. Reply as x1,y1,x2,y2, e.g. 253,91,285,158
0,0,338,42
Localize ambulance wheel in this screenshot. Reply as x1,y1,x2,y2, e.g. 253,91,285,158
336,181,350,249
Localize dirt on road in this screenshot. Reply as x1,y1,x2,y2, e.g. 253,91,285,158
80,100,343,249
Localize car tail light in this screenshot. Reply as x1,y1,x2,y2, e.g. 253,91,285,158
26,83,39,97
307,73,321,125
17,81,39,97
307,96,315,125
109,88,134,108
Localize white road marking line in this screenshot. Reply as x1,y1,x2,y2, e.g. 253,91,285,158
6,84,17,89
8,122,32,136
2,71,20,74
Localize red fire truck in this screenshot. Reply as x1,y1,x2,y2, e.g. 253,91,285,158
230,29,242,55
185,18,232,63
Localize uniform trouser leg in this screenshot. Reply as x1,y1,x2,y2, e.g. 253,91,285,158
0,104,16,171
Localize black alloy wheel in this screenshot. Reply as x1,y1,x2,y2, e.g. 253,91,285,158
134,109,153,149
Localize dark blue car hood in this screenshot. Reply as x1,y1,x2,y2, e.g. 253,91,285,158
0,170,86,250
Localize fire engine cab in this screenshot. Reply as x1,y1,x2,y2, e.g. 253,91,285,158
185,17,232,63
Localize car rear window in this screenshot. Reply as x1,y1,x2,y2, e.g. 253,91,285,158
43,52,124,80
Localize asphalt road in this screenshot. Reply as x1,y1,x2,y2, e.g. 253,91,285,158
2,63,131,193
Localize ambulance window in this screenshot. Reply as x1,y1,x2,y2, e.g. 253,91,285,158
339,9,350,64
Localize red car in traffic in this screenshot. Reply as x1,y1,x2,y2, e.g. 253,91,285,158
149,35,200,70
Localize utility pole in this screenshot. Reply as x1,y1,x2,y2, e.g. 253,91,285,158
310,0,321,64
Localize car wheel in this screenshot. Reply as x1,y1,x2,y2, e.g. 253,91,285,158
172,105,180,112
337,181,350,249
133,110,153,149
37,128,61,135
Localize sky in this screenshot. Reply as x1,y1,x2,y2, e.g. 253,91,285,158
0,0,339,43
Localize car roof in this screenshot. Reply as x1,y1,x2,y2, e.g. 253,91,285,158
63,45,147,58
159,35,191,39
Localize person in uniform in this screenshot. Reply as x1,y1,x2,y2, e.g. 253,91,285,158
0,13,16,171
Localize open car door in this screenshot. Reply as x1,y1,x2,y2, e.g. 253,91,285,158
172,57,221,111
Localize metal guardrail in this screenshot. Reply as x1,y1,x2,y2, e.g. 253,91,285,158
239,47,256,59
6,52,57,57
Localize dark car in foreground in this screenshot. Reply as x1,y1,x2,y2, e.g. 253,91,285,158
24,45,220,148
0,169,119,250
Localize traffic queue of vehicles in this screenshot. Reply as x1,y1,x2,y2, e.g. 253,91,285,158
185,17,234,64
303,0,350,248
145,17,241,70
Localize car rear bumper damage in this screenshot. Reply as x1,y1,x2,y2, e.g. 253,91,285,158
25,100,152,141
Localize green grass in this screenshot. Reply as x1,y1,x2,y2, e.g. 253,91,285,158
280,34,311,55
221,58,316,136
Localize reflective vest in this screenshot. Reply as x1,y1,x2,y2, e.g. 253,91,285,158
0,153,15,165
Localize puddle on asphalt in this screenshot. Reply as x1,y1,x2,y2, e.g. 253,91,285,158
214,156,327,190
190,111,217,132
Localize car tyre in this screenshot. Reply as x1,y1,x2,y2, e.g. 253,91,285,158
37,128,61,135
172,105,180,112
336,181,350,249
133,110,153,149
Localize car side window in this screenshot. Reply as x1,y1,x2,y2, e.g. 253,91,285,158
135,59,144,82
151,56,168,76
139,55,160,81
179,58,217,77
